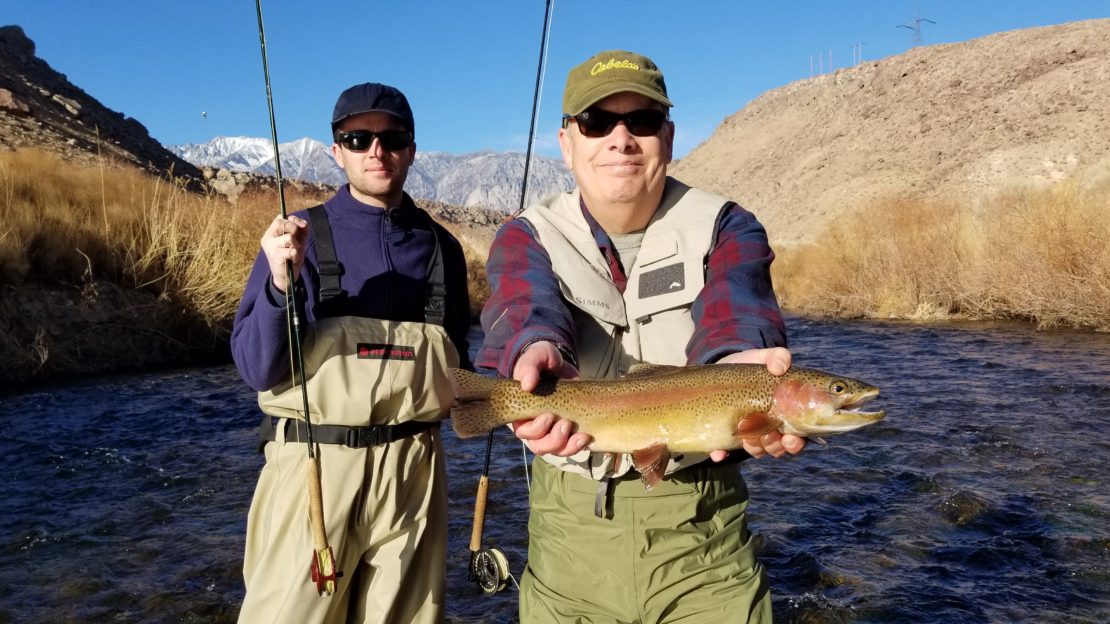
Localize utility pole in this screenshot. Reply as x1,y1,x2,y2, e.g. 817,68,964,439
898,8,935,46
852,42,866,65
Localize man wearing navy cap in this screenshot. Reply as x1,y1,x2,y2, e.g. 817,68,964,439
232,82,472,623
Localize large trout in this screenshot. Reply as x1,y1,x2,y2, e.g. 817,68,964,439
449,364,885,488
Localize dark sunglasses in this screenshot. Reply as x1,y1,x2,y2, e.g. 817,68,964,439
335,129,413,152
562,108,668,138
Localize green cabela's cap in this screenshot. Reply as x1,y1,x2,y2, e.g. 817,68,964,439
562,49,673,116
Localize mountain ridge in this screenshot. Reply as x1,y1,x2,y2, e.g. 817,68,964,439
168,136,576,213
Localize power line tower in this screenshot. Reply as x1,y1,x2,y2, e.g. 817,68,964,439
898,9,935,46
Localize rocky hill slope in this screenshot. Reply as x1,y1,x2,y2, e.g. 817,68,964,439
671,18,1110,246
0,25,202,182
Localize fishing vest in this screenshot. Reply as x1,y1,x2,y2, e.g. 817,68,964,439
520,177,729,479
257,205,459,429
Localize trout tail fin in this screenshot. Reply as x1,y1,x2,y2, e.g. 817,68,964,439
448,368,509,438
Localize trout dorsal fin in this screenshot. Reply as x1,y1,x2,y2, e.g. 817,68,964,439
631,444,670,490
624,363,682,378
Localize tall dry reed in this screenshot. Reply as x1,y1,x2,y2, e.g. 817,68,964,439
773,181,1110,330
0,148,255,329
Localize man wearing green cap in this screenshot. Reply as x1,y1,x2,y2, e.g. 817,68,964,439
476,50,802,622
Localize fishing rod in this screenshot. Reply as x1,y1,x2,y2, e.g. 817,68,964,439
468,0,555,595
510,0,555,219
253,0,339,597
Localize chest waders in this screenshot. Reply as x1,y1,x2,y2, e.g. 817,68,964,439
252,205,459,611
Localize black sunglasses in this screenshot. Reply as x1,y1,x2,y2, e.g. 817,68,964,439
562,108,668,138
335,129,413,152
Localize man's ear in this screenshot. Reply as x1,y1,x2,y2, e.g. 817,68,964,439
558,127,573,169
663,120,675,164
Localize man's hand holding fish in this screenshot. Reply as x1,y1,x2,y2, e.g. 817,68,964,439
715,346,807,459
508,340,590,457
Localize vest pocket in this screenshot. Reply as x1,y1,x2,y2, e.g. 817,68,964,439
627,257,705,325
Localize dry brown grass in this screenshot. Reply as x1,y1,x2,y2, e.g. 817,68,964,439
0,148,255,326
773,181,1110,330
0,148,490,383
463,249,491,319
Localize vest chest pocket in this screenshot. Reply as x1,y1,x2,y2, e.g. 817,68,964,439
626,253,705,324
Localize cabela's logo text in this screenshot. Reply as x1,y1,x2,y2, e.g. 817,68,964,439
591,58,640,75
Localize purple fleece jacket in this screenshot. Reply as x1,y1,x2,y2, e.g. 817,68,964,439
231,186,472,392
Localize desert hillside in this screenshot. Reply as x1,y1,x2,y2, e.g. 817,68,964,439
671,18,1110,246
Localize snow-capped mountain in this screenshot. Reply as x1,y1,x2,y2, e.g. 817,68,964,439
169,136,575,212
170,136,347,186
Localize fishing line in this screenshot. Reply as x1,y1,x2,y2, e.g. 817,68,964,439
468,0,555,596
253,0,339,596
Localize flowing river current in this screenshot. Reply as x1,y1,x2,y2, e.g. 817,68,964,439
1,317,1107,623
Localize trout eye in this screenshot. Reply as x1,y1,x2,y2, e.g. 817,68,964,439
828,380,848,395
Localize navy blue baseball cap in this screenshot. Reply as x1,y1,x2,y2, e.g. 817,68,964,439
330,83,414,136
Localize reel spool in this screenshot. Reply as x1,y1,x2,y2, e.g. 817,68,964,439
470,547,511,594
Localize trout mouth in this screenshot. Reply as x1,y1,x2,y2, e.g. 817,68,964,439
834,388,884,419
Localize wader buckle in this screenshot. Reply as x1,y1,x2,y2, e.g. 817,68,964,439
345,426,386,448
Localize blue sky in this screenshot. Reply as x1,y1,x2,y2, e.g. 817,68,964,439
6,1,1106,159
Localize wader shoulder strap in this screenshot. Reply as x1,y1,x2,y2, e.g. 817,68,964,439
309,203,447,324
418,210,447,327
306,205,342,302
424,228,446,326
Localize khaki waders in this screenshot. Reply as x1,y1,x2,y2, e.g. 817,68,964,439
520,459,772,624
239,315,458,624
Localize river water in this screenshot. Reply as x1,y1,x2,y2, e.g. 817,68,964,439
1,317,1107,623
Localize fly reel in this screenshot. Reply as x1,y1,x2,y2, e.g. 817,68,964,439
470,546,511,594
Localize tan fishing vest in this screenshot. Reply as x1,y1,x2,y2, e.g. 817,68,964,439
520,177,729,479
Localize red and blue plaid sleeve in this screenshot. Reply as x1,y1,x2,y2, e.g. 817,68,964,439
687,203,787,364
476,218,577,378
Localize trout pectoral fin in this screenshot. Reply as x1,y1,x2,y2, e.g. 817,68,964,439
736,412,775,439
632,444,670,491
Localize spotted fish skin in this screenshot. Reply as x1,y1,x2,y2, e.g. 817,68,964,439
448,364,884,453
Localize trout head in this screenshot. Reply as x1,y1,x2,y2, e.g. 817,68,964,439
770,369,885,437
